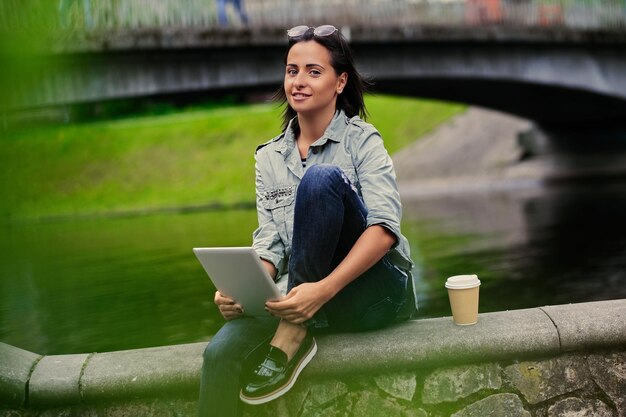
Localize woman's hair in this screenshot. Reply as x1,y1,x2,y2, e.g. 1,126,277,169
275,28,371,133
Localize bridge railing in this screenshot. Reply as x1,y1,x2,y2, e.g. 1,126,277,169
1,0,626,32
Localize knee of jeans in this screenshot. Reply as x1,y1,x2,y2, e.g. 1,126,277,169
300,164,343,195
202,332,235,365
202,340,222,364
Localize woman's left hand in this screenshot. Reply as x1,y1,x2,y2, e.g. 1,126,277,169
265,281,334,324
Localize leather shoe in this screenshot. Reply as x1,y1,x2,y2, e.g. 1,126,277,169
240,333,317,405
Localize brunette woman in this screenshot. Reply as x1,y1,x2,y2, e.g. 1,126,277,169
198,25,415,417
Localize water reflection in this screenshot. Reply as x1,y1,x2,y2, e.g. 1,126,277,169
404,180,626,318
1,181,625,354
0,210,258,354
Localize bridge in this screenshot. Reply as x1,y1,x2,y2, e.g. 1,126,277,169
2,0,626,147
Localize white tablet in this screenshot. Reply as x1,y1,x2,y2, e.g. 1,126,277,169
193,247,282,316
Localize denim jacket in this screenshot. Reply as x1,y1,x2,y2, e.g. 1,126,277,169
252,109,416,312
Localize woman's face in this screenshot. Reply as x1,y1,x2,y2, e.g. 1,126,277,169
284,40,347,119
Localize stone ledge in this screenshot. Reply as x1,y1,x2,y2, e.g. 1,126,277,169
81,343,203,403
309,307,558,377
1,299,625,409
0,343,42,408
28,354,90,407
540,299,626,351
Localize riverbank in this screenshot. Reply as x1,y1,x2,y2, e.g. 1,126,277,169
393,106,626,199
2,299,624,416
0,95,464,221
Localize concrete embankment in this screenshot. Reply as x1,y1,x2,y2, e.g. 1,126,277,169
1,299,625,416
393,106,626,198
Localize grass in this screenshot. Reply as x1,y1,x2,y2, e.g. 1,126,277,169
0,95,465,219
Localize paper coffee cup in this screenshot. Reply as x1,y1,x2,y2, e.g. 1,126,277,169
445,274,481,325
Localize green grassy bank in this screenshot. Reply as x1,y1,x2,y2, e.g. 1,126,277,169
0,95,465,220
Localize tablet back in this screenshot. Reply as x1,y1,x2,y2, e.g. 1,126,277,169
193,247,281,316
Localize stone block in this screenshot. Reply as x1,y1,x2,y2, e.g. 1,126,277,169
308,308,559,378
80,342,205,402
307,380,349,406
243,401,275,417
588,352,626,415
295,379,350,417
290,379,349,417
422,364,502,404
451,393,530,417
28,354,90,407
285,384,310,415
264,384,309,417
0,343,42,408
300,403,350,417
84,397,196,417
548,397,615,417
504,355,591,404
374,372,417,401
352,391,404,417
402,408,428,417
540,300,626,352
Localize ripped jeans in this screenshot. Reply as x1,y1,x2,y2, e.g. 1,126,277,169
197,164,407,417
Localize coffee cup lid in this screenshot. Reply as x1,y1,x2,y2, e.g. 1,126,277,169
445,274,480,289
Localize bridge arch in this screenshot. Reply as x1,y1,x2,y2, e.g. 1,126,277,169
353,40,626,127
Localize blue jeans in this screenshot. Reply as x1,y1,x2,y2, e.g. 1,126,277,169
288,164,407,331
197,164,407,416
197,316,279,417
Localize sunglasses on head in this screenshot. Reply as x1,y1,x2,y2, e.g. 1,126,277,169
287,25,338,40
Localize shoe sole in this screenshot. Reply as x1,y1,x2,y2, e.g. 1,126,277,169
240,337,317,405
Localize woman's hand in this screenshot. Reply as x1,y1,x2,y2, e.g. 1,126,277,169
214,291,244,320
265,281,334,324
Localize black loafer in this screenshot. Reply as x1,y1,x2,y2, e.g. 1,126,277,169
240,333,317,405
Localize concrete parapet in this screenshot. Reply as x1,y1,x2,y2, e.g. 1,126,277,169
81,343,203,402
28,354,90,407
540,299,626,351
0,343,41,408
310,307,559,377
1,299,625,414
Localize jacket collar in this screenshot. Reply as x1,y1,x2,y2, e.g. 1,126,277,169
276,109,347,156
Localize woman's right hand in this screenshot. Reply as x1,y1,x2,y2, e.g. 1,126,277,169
214,291,244,320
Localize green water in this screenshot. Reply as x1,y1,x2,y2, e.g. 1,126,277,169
0,209,258,354
2,181,626,355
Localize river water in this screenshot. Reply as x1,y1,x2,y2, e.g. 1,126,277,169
2,180,626,355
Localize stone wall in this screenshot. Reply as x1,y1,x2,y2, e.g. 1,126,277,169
1,300,625,417
243,350,625,417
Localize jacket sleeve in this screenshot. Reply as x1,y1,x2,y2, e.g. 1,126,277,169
251,152,287,277
353,128,403,248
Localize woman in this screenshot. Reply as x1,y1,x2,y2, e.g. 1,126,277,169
198,25,415,417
